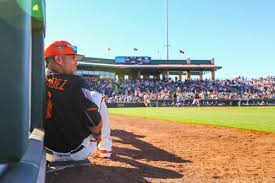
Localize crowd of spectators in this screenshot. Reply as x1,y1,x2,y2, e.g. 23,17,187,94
86,76,275,106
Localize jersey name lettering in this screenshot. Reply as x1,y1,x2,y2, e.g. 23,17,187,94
47,77,68,91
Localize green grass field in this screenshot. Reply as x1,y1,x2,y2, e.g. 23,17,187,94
109,107,275,133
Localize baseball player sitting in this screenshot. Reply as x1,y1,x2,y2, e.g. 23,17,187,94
44,40,112,162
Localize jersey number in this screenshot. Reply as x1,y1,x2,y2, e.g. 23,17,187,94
46,91,53,120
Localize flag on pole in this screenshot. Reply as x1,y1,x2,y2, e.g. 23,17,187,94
179,49,184,54
133,48,138,51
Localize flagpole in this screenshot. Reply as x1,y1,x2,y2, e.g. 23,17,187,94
165,0,169,61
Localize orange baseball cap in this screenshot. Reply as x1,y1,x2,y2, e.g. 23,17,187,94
44,40,84,60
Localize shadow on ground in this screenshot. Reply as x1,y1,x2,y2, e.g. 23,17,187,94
46,129,191,183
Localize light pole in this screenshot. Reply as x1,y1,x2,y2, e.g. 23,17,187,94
165,0,169,61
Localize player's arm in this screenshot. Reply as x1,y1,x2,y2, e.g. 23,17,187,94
77,77,103,141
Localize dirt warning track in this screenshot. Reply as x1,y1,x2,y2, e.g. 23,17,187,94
46,115,275,183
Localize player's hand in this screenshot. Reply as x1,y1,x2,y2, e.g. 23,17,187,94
94,134,102,144
89,120,102,143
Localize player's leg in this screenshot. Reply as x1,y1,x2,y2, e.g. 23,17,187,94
71,135,98,161
90,91,112,158
46,135,97,162
97,100,112,158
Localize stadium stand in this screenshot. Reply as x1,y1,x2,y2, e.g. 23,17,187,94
86,76,275,107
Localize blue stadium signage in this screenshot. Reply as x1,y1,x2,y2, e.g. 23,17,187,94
115,56,151,64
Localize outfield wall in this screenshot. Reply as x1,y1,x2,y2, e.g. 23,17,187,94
106,99,275,108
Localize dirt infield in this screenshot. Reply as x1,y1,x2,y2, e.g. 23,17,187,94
46,115,275,183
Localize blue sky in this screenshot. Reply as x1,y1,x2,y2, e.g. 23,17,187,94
45,0,275,79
